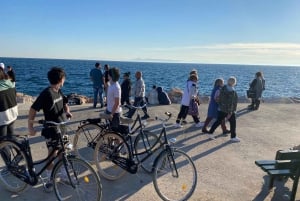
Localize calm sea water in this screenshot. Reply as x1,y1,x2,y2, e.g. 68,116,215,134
1,57,300,99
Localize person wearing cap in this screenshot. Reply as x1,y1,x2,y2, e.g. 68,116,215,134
0,62,5,70
121,72,132,106
90,62,104,108
0,66,18,140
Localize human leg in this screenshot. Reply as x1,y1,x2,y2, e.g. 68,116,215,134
221,120,230,134
208,111,227,134
254,99,261,110
175,105,188,124
126,97,139,118
98,88,104,107
228,113,237,139
202,117,212,132
93,87,99,108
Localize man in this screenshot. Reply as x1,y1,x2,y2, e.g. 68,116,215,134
28,67,72,190
90,62,104,108
126,71,149,120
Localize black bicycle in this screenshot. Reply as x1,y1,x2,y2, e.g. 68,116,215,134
0,120,102,201
94,110,197,201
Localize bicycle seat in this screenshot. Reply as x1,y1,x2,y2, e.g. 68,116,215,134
85,118,101,124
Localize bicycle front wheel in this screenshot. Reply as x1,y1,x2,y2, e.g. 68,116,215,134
73,123,104,163
153,149,197,201
0,140,28,193
53,157,102,201
94,132,129,180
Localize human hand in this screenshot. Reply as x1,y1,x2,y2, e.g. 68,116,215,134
66,112,73,119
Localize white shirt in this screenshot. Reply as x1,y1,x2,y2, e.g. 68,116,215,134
106,81,122,113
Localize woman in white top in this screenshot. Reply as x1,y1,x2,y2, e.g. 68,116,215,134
106,67,122,130
174,73,202,128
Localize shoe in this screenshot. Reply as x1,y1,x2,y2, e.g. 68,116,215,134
182,120,188,125
44,179,53,192
202,128,209,133
174,123,183,128
222,130,230,135
195,122,204,128
207,134,215,140
141,114,150,120
230,137,240,142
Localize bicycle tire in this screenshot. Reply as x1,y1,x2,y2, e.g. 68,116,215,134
153,149,197,201
94,132,129,180
0,140,28,193
73,123,105,163
53,156,102,201
134,130,162,173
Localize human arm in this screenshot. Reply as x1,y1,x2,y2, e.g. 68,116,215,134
28,107,37,136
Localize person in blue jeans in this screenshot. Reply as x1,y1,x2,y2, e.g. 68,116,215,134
90,62,104,108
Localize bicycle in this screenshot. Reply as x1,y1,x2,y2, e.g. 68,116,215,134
0,120,102,201
94,110,197,201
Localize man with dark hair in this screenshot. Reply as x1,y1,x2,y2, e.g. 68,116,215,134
28,67,72,191
90,62,104,108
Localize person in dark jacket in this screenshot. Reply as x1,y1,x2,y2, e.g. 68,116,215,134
157,86,171,105
121,72,131,106
248,71,265,110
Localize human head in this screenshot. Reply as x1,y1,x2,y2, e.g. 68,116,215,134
135,71,142,79
108,67,120,82
104,64,109,71
0,63,5,70
152,85,156,89
95,62,101,68
0,68,5,80
190,69,197,75
47,67,66,85
227,76,237,86
256,71,263,78
189,73,198,82
123,72,130,79
214,78,224,87
7,66,12,71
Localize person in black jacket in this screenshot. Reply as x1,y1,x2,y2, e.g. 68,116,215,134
121,72,131,106
157,86,171,105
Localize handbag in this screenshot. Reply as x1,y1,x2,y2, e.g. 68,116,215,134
246,89,256,99
188,99,199,116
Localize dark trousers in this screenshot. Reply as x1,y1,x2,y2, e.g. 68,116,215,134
126,97,148,118
209,111,236,138
93,86,104,107
176,105,199,124
105,110,120,130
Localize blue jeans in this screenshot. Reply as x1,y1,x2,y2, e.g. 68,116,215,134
93,86,104,107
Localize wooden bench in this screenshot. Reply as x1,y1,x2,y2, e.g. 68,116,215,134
255,150,300,201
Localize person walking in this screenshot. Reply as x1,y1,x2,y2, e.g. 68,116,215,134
106,67,122,131
207,76,240,142
0,66,18,140
28,67,72,190
202,78,230,134
90,62,104,108
174,73,203,128
121,72,131,106
126,71,150,120
248,71,265,110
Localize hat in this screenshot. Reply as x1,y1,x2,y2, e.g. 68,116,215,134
0,63,4,69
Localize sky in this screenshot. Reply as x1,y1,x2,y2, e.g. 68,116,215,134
1,0,300,66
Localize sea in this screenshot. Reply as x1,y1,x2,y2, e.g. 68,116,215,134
1,57,300,99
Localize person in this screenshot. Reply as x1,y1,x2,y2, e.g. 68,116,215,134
28,67,72,190
146,85,159,105
103,64,110,105
207,76,240,142
121,72,131,106
157,86,171,105
0,67,18,140
202,78,230,134
125,71,150,120
90,62,104,108
248,71,265,110
106,67,122,130
6,65,16,83
174,73,203,128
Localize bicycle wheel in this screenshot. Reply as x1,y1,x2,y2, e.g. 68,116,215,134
73,123,104,163
0,141,28,193
153,149,197,201
134,130,162,173
53,156,102,201
94,132,129,180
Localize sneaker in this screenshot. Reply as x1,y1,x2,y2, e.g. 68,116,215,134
195,122,204,128
202,128,209,133
207,134,215,140
174,123,183,128
222,130,230,135
141,114,150,120
182,120,188,125
230,137,240,142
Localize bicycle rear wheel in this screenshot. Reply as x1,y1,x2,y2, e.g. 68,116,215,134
53,156,102,201
153,149,197,201
94,132,129,180
73,123,104,163
0,141,28,193
134,130,162,173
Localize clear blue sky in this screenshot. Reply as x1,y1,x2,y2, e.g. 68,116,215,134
1,0,300,66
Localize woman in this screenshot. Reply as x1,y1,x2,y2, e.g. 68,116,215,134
174,73,202,128
248,71,265,110
202,78,230,134
0,67,18,140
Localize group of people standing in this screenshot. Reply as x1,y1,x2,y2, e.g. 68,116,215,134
174,69,265,143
